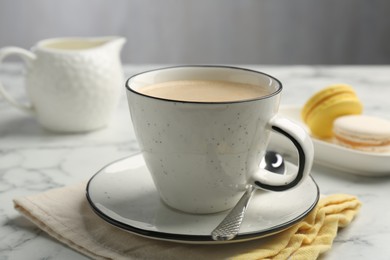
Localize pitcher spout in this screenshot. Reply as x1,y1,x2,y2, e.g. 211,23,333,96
100,36,126,53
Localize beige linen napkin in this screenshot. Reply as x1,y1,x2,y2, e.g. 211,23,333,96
14,182,361,260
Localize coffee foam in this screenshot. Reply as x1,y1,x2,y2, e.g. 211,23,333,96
137,80,269,102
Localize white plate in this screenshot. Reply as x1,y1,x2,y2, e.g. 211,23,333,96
86,153,319,244
269,106,390,176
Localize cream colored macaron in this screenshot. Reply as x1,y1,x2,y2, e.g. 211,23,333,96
333,115,390,152
301,84,363,138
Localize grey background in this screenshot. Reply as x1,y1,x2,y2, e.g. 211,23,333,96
0,0,389,64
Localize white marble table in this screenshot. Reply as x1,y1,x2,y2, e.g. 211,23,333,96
1,64,390,259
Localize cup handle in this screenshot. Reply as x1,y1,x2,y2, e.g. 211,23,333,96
251,115,314,191
0,47,36,114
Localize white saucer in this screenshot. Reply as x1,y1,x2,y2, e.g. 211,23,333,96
269,106,390,176
86,153,319,244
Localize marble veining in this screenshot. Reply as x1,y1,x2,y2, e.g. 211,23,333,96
1,64,390,259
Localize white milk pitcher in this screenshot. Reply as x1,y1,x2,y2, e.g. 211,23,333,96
0,37,126,132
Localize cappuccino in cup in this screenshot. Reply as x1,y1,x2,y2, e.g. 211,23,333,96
126,66,313,214
137,80,270,102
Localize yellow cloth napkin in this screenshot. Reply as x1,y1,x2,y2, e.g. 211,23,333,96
13,182,361,260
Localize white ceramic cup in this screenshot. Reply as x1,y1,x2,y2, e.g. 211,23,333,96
0,37,125,133
126,66,314,214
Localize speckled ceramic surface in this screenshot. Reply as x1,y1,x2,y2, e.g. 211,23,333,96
126,66,314,214
0,37,125,132
86,153,319,244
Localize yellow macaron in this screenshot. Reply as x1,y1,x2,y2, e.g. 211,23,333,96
301,84,363,139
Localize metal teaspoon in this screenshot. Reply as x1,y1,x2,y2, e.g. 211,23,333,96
211,151,286,241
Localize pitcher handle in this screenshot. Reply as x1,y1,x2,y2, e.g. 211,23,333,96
0,47,36,114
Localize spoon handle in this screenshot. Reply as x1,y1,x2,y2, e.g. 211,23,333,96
211,186,255,241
